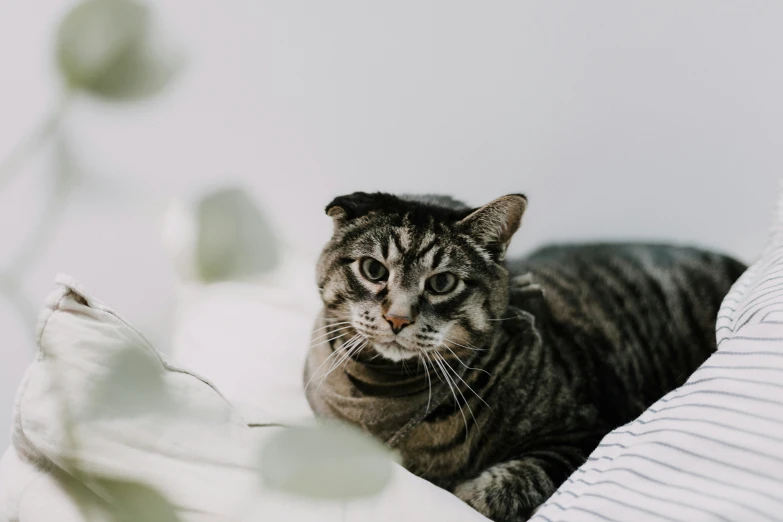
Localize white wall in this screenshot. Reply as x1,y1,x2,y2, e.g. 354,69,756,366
2,0,782,450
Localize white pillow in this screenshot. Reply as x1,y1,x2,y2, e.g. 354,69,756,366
0,274,487,522
531,192,783,522
168,254,321,425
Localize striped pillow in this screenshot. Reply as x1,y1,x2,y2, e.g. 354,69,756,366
532,191,783,522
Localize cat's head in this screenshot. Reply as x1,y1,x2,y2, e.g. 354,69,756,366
316,192,526,362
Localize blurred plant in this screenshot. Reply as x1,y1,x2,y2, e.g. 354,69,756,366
163,187,280,284
60,476,181,522
2,1,389,518
51,337,396,520
55,345,185,521
1,0,184,517
0,0,182,330
260,421,399,499
57,0,180,101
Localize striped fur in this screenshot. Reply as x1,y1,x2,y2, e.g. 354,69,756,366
308,192,746,521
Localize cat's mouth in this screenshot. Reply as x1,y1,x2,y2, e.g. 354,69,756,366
372,340,419,362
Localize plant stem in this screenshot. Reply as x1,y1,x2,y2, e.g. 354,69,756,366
0,89,74,191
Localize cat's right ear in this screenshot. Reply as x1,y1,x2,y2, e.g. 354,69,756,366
325,203,349,229
325,192,378,231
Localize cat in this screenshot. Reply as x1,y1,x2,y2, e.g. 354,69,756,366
304,192,746,521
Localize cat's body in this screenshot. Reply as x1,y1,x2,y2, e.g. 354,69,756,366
304,193,745,521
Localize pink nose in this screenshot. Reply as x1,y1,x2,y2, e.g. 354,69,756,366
385,314,413,334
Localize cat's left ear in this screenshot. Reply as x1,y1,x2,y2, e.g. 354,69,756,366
458,194,527,261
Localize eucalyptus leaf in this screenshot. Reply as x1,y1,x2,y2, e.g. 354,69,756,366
94,477,182,522
195,188,279,282
259,422,399,499
61,471,181,522
56,469,110,521
78,345,175,420
56,0,181,100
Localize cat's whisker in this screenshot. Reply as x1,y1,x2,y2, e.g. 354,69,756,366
313,346,355,394
316,339,368,393
345,340,369,370
322,334,363,376
310,325,355,345
438,345,492,410
440,342,492,376
443,337,487,353
416,352,433,414
430,351,470,437
422,350,447,386
304,334,361,391
310,329,354,347
318,335,367,388
315,318,352,327
304,348,344,392
310,321,352,334
434,351,480,433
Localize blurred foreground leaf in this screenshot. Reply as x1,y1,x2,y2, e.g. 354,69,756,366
195,188,279,282
56,0,181,100
259,421,399,499
61,471,181,522
78,346,175,420
95,477,181,522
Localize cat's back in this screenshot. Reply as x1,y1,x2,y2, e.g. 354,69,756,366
510,242,745,293
508,242,746,333
506,243,746,419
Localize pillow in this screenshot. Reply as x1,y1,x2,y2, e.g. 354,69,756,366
531,192,783,522
168,252,321,425
0,274,487,522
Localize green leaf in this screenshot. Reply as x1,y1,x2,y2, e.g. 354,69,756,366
77,345,175,421
56,0,181,100
195,188,279,282
95,477,182,522
259,421,399,499
61,472,181,522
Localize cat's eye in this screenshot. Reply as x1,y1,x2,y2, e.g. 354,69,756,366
360,258,389,282
427,272,457,294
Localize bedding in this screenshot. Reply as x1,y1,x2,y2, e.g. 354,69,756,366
0,274,487,521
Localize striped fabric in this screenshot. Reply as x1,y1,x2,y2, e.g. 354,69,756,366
532,190,783,522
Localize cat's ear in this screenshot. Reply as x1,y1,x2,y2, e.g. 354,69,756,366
458,194,527,260
325,202,349,229
325,192,382,231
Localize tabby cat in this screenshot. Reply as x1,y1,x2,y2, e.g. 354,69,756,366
304,192,745,521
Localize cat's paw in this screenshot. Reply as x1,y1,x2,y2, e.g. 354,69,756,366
454,474,494,517
453,466,543,521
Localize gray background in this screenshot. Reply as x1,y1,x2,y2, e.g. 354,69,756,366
2,0,781,450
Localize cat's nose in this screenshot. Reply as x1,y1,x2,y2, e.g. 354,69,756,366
385,313,413,334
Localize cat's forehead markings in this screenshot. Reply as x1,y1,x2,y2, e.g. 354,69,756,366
418,232,438,267
370,242,385,261
386,232,402,263
417,234,438,258
432,247,449,270
393,226,413,251
387,226,415,261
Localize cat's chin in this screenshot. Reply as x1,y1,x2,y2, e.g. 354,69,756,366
372,341,420,362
